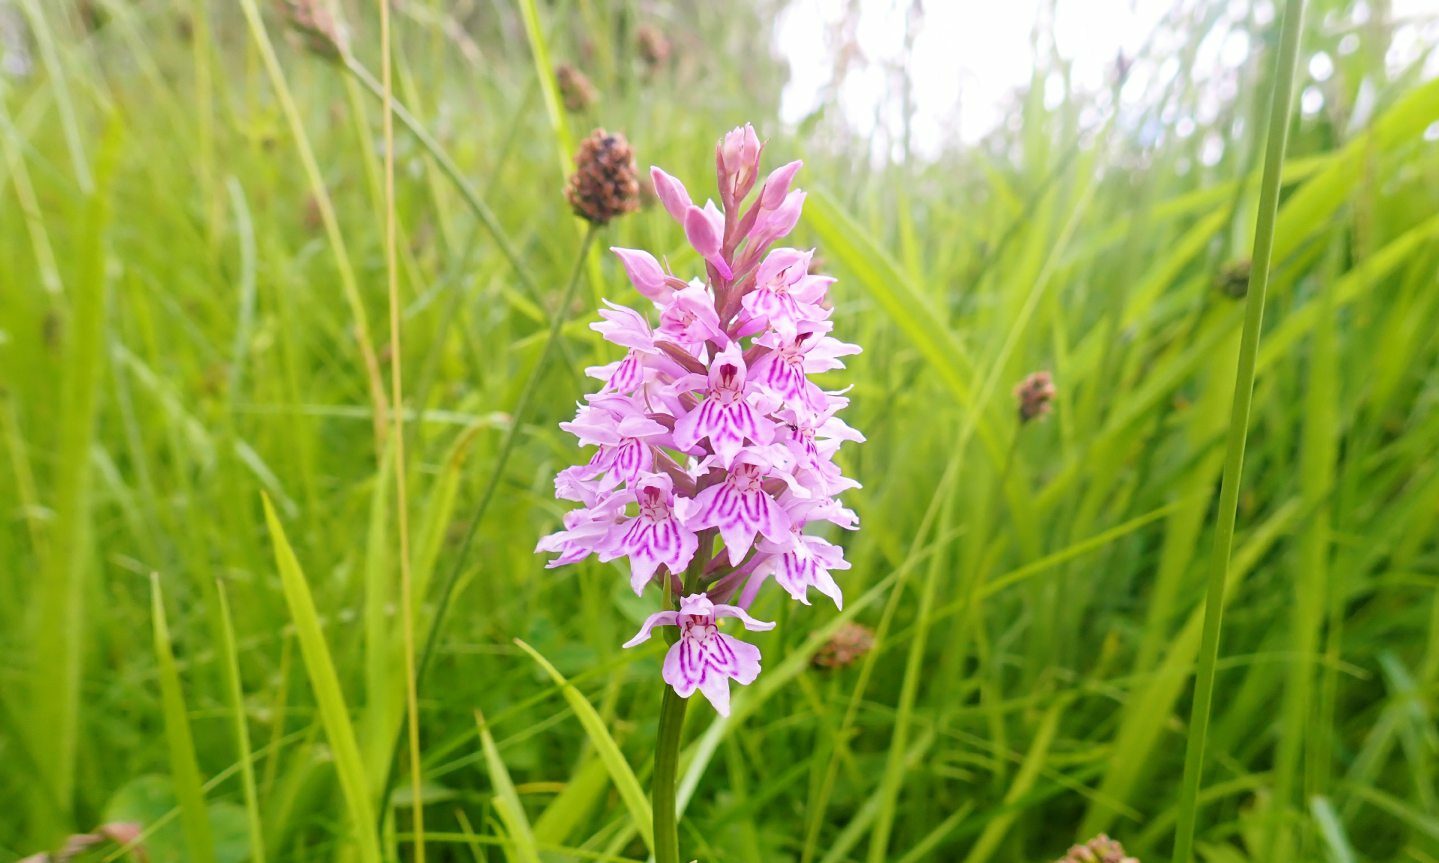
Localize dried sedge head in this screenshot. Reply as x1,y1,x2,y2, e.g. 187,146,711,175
1014,370,1056,424
566,129,640,225
812,622,875,670
276,0,347,61
636,24,672,70
1055,834,1138,863
1215,258,1251,299
555,64,597,113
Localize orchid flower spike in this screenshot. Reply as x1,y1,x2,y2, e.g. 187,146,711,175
539,125,863,713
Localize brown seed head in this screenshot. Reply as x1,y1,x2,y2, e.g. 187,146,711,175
636,24,672,70
1014,370,1056,424
555,64,597,113
1055,834,1138,863
1215,258,1251,299
276,0,347,61
566,129,640,225
812,622,875,670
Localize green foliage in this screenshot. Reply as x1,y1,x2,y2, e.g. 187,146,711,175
0,1,1436,862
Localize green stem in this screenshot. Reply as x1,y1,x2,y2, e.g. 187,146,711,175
374,224,600,825
653,686,690,863
653,552,708,863
343,55,545,306
1170,1,1306,860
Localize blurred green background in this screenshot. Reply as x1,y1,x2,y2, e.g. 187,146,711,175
2,0,1438,860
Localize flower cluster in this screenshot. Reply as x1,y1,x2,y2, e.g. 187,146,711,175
537,124,863,715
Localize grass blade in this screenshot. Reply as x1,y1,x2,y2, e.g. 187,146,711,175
513,639,654,853
474,710,544,863
1170,2,1308,858
262,494,383,863
215,578,266,863
150,574,217,862
27,121,118,839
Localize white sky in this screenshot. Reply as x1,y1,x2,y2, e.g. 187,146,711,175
776,0,1439,158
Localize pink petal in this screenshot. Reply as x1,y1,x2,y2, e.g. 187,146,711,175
623,610,680,648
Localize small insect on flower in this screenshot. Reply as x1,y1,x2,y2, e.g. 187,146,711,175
566,129,641,226
538,123,864,714
1014,370,1057,424
1054,834,1139,863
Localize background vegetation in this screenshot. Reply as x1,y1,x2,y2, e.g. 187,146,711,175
2,0,1438,861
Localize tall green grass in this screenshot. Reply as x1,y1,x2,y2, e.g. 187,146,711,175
1,2,1437,861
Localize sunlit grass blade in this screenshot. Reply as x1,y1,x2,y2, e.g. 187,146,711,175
513,639,654,854
27,120,119,840
1310,797,1357,863
1171,6,1308,858
262,494,383,863
214,578,266,863
150,574,217,862
474,710,544,863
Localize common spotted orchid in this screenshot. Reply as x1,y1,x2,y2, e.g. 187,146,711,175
537,124,863,716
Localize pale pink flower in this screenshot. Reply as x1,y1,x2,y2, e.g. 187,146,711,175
598,473,699,593
623,593,774,716
671,343,775,467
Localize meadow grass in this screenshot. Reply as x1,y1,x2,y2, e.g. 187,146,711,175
2,1,1438,861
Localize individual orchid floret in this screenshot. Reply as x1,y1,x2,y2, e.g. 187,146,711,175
536,492,628,568
741,247,832,335
599,473,699,594
750,322,861,411
684,447,791,565
591,300,656,353
775,405,865,469
623,593,774,716
657,282,726,349
757,531,849,609
672,343,774,467
559,395,669,489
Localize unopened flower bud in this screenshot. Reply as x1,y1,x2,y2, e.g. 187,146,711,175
759,160,803,209
566,130,640,225
684,205,731,279
718,123,762,204
611,247,673,303
649,166,693,225
1014,371,1056,424
555,64,597,113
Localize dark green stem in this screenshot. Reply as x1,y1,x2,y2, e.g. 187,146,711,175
653,549,709,863
652,686,689,863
